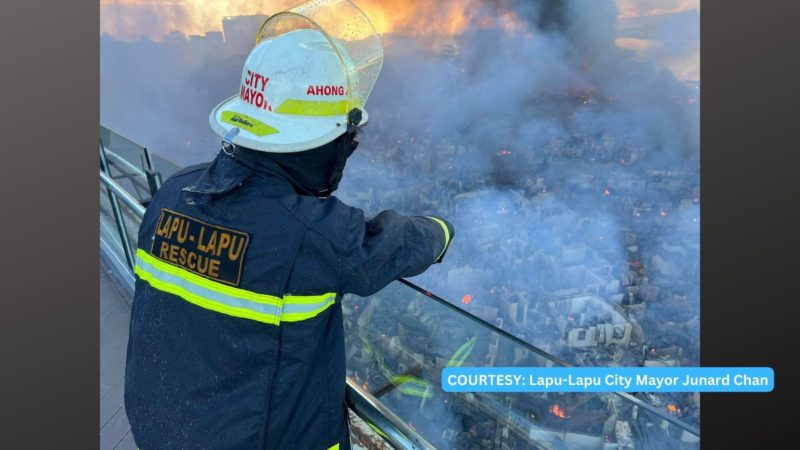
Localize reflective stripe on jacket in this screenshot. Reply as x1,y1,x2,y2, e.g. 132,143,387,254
124,148,452,450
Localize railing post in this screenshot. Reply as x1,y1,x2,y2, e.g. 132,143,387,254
142,148,163,207
100,142,136,271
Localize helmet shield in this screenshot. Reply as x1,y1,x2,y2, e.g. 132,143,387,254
257,0,384,112
209,0,383,153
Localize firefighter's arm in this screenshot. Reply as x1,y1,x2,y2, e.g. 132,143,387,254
339,209,454,296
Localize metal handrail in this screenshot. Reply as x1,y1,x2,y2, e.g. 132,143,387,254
104,148,148,179
99,166,700,438
346,379,437,450
397,280,701,437
100,171,147,217
99,153,700,439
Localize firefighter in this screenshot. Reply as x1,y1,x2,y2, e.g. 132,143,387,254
124,1,453,449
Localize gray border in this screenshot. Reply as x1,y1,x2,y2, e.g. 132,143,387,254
700,0,800,447
0,0,99,447
0,0,799,447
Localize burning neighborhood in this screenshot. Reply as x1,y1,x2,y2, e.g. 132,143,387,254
101,1,700,448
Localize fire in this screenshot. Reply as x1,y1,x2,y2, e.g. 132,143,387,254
550,404,567,419
101,0,527,42
461,294,473,305
667,404,680,414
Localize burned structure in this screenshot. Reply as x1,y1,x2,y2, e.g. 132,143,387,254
101,0,700,448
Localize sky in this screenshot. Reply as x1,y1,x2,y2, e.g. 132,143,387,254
100,0,702,376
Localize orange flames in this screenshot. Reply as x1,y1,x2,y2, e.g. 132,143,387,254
550,404,567,419
461,294,473,305
101,0,700,44
667,404,680,414
101,0,526,42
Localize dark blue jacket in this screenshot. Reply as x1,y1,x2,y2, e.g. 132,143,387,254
125,148,453,450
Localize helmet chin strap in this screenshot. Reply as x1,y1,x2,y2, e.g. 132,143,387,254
316,108,363,198
221,127,241,156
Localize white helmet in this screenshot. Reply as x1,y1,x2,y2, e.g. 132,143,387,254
209,0,384,153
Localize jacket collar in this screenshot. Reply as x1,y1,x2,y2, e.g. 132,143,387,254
230,146,319,196
182,150,252,197
181,147,316,205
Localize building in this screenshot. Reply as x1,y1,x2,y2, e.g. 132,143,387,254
548,295,633,349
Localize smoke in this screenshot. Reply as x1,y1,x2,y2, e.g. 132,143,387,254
336,0,699,322
101,0,700,445
100,0,700,369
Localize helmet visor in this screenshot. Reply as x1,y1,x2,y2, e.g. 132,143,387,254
257,0,384,113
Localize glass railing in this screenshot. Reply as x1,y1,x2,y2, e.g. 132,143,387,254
343,282,699,450
100,125,182,205
99,125,700,449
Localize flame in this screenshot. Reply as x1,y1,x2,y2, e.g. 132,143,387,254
550,404,567,419
101,0,526,42
461,294,473,305
667,404,680,414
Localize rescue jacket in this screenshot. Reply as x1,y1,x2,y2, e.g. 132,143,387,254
124,147,453,450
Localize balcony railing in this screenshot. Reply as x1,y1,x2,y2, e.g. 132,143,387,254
100,125,700,449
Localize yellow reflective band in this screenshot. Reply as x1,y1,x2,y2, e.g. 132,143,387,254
390,375,434,398
367,421,390,440
327,445,340,450
284,293,336,304
137,250,279,305
447,336,476,368
275,99,351,116
221,111,278,136
363,334,435,399
280,294,336,322
135,249,335,325
425,216,451,261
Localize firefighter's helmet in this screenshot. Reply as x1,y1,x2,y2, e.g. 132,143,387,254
209,0,384,153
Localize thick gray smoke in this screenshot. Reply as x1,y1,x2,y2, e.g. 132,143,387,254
101,0,700,446
336,0,700,359
99,0,700,383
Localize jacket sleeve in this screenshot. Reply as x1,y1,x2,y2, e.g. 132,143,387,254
339,208,454,297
